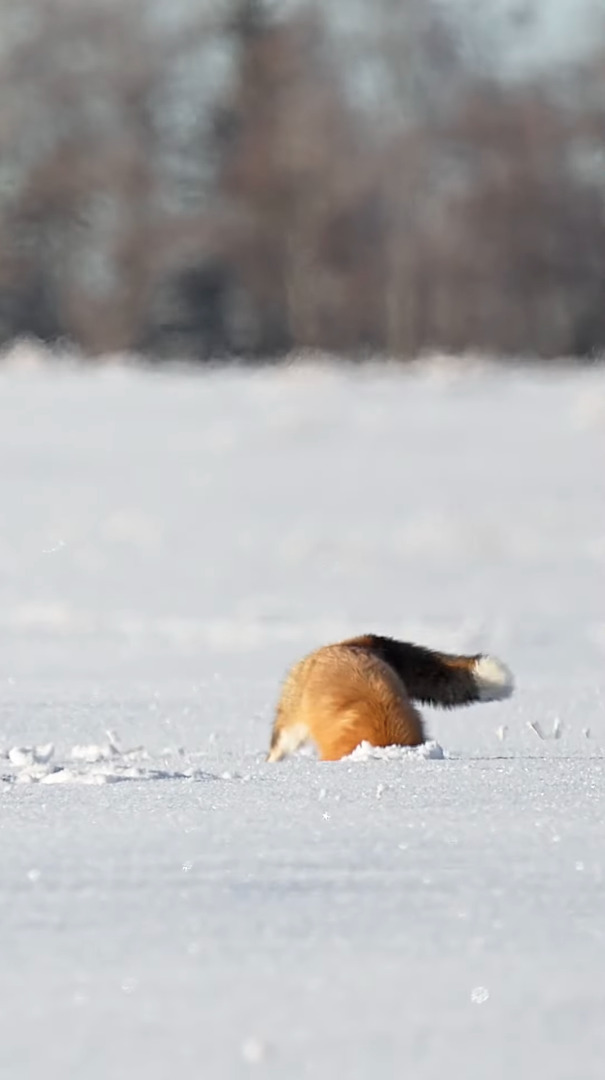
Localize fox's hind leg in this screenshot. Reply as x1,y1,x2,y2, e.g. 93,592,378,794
266,715,310,762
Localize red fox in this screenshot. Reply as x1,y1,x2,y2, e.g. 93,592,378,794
267,633,514,762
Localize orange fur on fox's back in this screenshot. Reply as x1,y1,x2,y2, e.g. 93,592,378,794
267,634,514,762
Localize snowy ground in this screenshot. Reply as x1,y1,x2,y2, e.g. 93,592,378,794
0,346,604,1079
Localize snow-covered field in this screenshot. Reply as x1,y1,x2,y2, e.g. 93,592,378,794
0,347,604,1079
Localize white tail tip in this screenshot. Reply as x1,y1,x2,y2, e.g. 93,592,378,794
472,655,514,701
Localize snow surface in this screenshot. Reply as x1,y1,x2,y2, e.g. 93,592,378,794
0,346,604,1079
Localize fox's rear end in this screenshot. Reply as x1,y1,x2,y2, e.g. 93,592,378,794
268,635,513,762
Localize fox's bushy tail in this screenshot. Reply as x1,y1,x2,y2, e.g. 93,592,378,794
339,634,514,708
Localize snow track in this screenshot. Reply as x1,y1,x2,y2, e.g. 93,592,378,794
1,734,221,784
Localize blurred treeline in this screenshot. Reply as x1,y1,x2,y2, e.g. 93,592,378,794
1,0,605,360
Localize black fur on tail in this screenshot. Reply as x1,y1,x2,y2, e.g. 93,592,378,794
339,634,481,708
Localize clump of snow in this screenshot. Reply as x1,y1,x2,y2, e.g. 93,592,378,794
7,743,54,767
2,733,218,784
70,744,118,764
70,729,144,763
345,739,445,762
